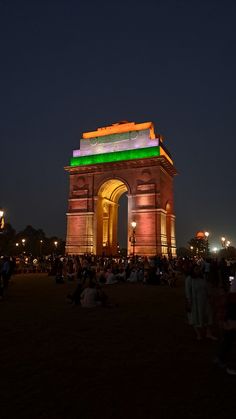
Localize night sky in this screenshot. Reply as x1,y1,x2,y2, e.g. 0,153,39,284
1,0,236,250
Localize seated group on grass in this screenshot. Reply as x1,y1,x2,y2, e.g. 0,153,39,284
55,254,179,287
66,269,110,308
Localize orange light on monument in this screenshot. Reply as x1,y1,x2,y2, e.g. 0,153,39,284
82,121,156,140
196,231,205,239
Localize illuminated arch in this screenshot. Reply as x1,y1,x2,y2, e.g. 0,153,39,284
96,178,129,255
65,121,177,257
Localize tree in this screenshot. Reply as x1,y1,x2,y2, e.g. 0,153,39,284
188,237,208,256
0,223,16,255
218,246,236,260
0,223,65,257
176,247,192,258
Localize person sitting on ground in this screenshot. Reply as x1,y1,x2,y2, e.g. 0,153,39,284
115,266,126,282
80,279,100,308
127,267,138,282
105,268,117,284
96,267,107,284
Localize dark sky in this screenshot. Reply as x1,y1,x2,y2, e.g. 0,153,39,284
1,0,236,250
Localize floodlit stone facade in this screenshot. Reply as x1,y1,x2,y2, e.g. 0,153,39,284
65,121,177,257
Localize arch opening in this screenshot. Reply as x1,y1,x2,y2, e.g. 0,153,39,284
96,179,128,256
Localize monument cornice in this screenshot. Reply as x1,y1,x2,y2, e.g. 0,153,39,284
65,156,177,176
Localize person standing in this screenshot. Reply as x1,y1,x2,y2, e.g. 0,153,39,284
185,265,217,340
1,256,12,298
215,265,236,375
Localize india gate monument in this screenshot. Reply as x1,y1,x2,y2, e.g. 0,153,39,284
65,121,177,257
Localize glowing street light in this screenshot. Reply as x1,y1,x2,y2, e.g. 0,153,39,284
221,237,226,248
0,208,5,231
221,237,231,249
54,241,58,256
204,231,210,256
130,221,137,258
22,238,26,246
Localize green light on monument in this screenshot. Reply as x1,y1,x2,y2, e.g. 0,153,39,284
70,146,160,167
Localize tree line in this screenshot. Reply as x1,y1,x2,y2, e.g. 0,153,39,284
0,224,65,256
177,236,236,259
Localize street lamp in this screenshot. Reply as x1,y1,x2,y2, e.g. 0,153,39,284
40,240,43,256
0,209,4,231
53,241,58,258
22,238,26,247
130,221,137,258
204,231,209,256
221,237,226,248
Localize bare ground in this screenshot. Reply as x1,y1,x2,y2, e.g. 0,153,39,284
1,274,236,419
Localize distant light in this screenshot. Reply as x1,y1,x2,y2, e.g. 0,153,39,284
213,247,218,253
204,231,209,238
131,221,137,229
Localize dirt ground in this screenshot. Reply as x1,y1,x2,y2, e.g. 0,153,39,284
1,274,236,419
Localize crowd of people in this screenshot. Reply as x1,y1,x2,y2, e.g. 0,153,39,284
51,254,180,286
1,251,236,375
51,253,236,375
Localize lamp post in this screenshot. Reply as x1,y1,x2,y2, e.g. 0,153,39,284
130,221,137,258
221,237,226,248
40,240,43,256
204,231,209,256
221,236,231,255
0,209,5,232
22,238,26,247
54,241,58,256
